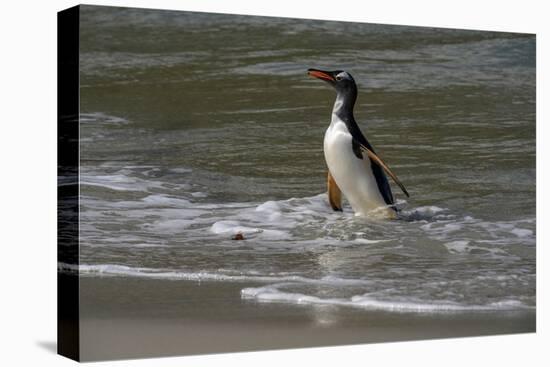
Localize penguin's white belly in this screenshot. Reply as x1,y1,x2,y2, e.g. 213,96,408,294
324,121,395,218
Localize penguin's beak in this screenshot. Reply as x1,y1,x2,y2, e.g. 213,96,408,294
308,68,335,82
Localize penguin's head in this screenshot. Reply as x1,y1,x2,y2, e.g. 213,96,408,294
307,68,357,95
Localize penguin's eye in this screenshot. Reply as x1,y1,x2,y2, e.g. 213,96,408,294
335,75,343,81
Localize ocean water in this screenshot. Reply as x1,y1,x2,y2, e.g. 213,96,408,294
72,6,536,314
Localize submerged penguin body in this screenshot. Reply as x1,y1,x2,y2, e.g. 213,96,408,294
324,116,396,218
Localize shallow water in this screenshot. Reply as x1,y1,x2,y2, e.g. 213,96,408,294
74,6,536,313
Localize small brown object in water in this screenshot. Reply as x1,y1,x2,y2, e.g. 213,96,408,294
232,232,245,240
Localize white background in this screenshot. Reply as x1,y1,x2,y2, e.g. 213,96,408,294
0,0,547,365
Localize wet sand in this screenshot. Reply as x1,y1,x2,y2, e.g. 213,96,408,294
78,277,535,361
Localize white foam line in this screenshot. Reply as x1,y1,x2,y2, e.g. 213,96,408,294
80,181,144,192
241,285,534,313
67,263,372,286
58,263,533,313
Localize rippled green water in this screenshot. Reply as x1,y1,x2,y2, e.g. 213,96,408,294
77,6,535,313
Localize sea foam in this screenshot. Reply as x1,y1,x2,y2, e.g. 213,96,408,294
66,263,534,313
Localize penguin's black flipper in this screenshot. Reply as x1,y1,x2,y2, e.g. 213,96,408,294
357,141,410,198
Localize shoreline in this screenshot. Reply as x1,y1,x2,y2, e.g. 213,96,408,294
79,276,535,361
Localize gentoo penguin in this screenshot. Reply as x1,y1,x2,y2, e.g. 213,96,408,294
307,68,409,218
